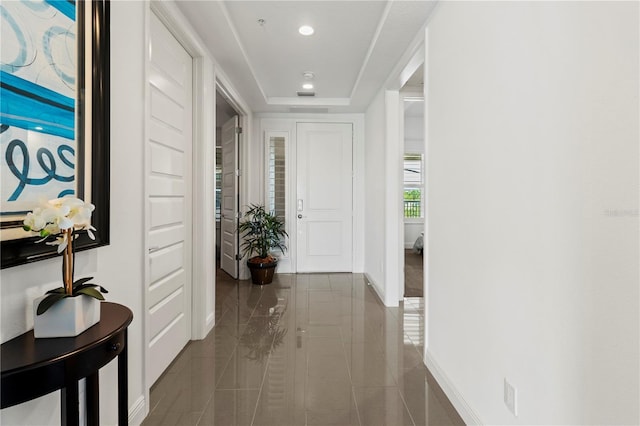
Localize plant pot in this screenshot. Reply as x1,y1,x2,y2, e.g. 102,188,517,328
33,295,101,338
247,259,278,285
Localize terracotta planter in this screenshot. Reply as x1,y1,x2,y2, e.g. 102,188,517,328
247,259,278,285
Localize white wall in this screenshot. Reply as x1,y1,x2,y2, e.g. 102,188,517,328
1,2,147,425
425,2,639,424
364,91,387,297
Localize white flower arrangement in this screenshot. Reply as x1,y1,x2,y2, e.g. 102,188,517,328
22,197,106,315
23,197,96,252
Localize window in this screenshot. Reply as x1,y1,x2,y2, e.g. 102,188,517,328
267,135,286,222
404,153,424,218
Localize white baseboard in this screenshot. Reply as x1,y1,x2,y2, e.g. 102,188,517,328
206,312,215,330
128,395,147,426
363,273,386,304
425,350,483,425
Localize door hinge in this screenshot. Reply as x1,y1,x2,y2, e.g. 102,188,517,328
235,127,243,134
235,169,242,177
235,254,242,261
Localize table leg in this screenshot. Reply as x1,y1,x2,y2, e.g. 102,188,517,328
61,381,79,426
86,372,99,426
118,329,129,425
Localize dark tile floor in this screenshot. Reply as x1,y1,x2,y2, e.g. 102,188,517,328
142,271,464,425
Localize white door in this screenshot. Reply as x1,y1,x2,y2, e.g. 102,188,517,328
296,123,353,272
220,116,239,278
146,13,192,385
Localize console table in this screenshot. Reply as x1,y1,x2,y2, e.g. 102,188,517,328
1,302,133,425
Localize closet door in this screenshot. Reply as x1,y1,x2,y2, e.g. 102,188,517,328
146,12,192,385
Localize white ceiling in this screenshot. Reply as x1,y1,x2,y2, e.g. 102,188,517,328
175,0,436,114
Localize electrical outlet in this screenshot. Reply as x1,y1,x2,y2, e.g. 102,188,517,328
504,378,518,416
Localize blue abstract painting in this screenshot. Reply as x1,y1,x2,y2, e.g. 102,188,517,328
1,0,77,215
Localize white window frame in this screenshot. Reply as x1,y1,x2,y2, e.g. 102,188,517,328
403,153,424,222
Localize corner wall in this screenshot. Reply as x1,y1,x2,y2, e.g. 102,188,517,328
426,2,639,424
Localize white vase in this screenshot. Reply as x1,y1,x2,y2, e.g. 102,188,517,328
33,295,101,338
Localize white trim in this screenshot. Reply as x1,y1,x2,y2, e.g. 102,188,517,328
216,79,249,117
422,27,430,358
191,56,216,340
141,3,152,414
128,395,147,426
425,351,484,425
217,1,269,103
383,2,440,91
350,0,395,99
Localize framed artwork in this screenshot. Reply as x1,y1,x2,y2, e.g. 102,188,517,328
1,0,110,268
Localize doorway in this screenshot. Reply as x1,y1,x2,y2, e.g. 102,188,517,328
400,65,425,299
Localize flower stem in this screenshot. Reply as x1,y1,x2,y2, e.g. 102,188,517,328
63,229,74,295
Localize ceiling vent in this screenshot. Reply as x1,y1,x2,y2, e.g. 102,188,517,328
296,91,315,97
289,107,329,114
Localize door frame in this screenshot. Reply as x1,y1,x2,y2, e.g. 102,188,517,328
379,23,427,336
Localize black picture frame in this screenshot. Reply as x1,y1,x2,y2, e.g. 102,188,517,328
1,0,110,269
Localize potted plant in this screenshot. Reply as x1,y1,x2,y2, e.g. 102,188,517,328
22,197,107,338
237,204,287,285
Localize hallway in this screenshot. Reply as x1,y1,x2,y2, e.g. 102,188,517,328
142,272,463,425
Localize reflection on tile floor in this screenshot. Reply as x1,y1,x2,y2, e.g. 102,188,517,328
142,272,465,426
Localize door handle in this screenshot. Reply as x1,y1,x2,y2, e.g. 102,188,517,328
297,214,304,219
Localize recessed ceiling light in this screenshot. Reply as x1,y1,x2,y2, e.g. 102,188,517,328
298,25,314,36
34,126,43,131
302,83,314,90
303,71,314,80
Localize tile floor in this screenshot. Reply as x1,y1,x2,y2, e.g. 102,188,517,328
142,272,464,426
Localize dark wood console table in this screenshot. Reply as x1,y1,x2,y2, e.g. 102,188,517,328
1,302,133,425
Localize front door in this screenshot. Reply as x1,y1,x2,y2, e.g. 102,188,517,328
146,12,192,385
296,122,353,272
220,116,239,278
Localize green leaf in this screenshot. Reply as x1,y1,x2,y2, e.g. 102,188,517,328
74,283,108,294
45,287,66,295
73,277,94,288
37,293,70,315
76,287,105,300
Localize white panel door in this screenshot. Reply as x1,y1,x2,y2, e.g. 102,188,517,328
296,123,353,272
147,12,192,386
220,116,239,278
